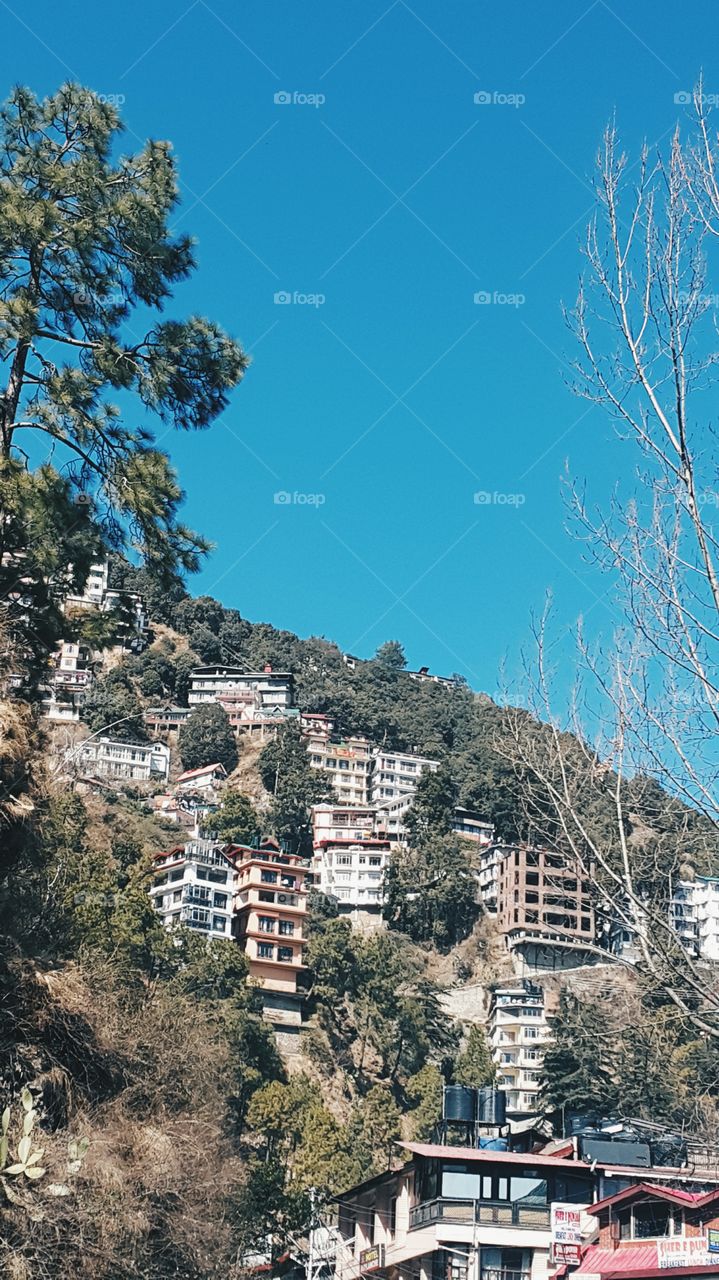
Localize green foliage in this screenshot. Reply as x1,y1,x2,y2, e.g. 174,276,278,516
374,640,407,672
384,834,478,951
258,721,332,853
81,665,147,742
0,82,247,687
454,1025,495,1087
203,788,260,845
178,702,238,772
406,1064,444,1140
405,763,457,843
541,991,619,1116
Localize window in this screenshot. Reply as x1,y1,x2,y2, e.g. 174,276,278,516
212,916,226,932
258,916,276,933
259,890,275,903
278,946,293,962
213,893,228,909
261,870,278,884
258,943,274,959
632,1202,674,1239
279,920,294,936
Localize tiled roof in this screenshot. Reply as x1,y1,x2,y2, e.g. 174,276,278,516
176,762,226,782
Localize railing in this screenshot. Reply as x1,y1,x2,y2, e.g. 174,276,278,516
480,1271,530,1280
409,1199,550,1231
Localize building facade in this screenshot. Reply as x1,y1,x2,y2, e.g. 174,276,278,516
493,846,596,959
188,665,295,711
228,843,309,1024
672,876,719,962
312,837,391,914
488,982,551,1117
369,748,439,803
150,839,234,938
76,736,170,783
306,729,374,805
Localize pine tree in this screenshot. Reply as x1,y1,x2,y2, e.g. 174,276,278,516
203,788,260,845
258,721,332,853
0,83,247,688
454,1024,495,1087
541,992,619,1118
178,703,238,772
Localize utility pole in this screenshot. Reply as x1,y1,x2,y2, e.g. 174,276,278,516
307,1186,318,1280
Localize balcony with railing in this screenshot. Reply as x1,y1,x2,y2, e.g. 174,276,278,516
409,1199,550,1231
480,1270,530,1280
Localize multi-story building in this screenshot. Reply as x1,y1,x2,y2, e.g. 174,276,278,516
150,838,234,938
312,837,392,916
42,639,95,722
175,762,228,796
313,803,378,844
306,730,374,805
576,1180,719,1278
188,665,295,711
369,748,439,803
227,842,310,1031
407,665,461,688
495,846,595,960
335,1134,719,1280
489,982,551,1117
453,807,494,846
75,736,170,783
216,690,300,738
672,876,719,962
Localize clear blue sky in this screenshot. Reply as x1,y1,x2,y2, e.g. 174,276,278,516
5,0,717,695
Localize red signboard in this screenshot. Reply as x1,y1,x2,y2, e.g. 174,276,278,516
551,1242,582,1266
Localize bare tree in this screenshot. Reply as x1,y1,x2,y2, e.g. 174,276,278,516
505,85,719,1040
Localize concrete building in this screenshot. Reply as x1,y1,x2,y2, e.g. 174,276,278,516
453,807,494,846
495,846,595,962
334,1138,719,1280
489,981,551,1117
407,665,461,688
672,876,719,962
576,1180,719,1278
312,837,391,916
227,842,309,1031
150,838,234,938
188,665,295,711
216,690,300,738
312,803,378,844
369,747,439,803
41,640,95,722
75,736,170,783
306,728,374,805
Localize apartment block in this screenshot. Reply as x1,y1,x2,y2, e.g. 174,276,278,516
369,748,439,803
75,736,170,783
150,839,234,937
306,727,374,805
489,981,551,1117
312,836,391,914
144,705,191,737
42,640,95,722
453,806,494,845
227,843,309,1026
216,690,300,738
672,876,719,962
312,803,378,843
494,846,595,956
188,665,295,711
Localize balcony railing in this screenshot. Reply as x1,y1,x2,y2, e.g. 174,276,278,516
480,1271,530,1280
409,1199,550,1231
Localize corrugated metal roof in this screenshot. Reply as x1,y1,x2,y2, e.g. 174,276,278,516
574,1244,658,1274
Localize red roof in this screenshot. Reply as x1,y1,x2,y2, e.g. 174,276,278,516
573,1244,658,1274
176,762,226,782
591,1183,719,1216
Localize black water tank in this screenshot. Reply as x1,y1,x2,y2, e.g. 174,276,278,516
567,1113,598,1136
579,1137,651,1167
476,1087,507,1126
443,1086,476,1123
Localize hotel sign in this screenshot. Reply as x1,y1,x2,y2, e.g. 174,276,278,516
359,1245,385,1273
657,1238,711,1268
550,1203,582,1267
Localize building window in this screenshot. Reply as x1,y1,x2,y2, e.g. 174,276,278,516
261,871,278,884
214,893,228,909
258,943,274,959
279,920,294,936
258,916,276,933
278,946,294,962
212,916,226,932
259,890,275,903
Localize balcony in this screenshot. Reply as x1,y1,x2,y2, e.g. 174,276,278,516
409,1199,550,1231
481,1271,530,1280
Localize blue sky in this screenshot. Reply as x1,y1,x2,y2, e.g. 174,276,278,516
5,0,718,695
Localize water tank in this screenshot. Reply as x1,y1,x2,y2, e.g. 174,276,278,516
579,1137,651,1167
478,1136,509,1151
476,1087,507,1126
443,1086,476,1123
567,1112,598,1136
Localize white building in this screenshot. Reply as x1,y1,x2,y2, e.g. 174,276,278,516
452,806,494,845
673,876,719,961
42,640,95,722
312,837,391,914
312,803,378,844
488,981,551,1117
175,762,228,795
369,747,438,803
150,838,234,937
188,665,295,710
76,736,170,783
306,726,374,806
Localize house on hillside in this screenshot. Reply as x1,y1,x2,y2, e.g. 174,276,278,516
75,736,170,783
175,762,227,796
150,839,234,938
569,1181,719,1277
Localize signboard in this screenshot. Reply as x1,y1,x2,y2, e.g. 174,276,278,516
551,1203,582,1244
359,1245,385,1274
709,1228,719,1254
657,1238,712,1269
551,1243,582,1266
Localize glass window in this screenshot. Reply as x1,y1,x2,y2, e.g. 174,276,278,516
278,946,294,961
510,1176,547,1206
633,1202,672,1239
441,1165,480,1199
258,942,274,958
258,916,276,932
279,920,294,936
261,870,278,884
